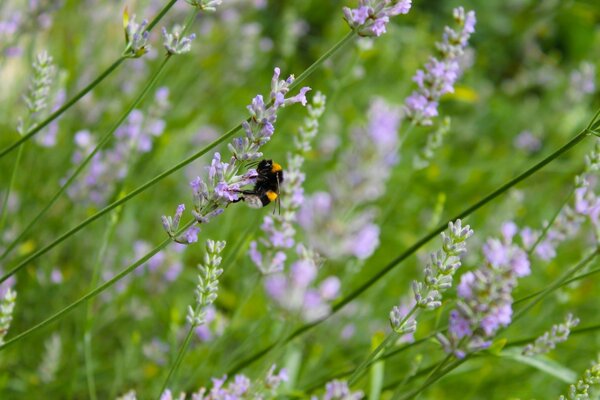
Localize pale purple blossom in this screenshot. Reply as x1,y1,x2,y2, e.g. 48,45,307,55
438,221,531,358
405,7,476,126
343,0,412,37
68,88,169,206
300,98,401,261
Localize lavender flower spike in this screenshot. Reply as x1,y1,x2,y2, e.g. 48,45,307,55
122,8,149,58
187,240,226,327
405,7,476,126
559,357,600,400
315,379,364,400
438,221,531,358
522,314,580,356
0,288,16,345
390,219,473,334
343,0,412,37
162,67,310,243
186,0,222,12
162,25,196,55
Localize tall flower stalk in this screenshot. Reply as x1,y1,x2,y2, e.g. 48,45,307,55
159,240,226,395
405,7,476,126
437,221,531,358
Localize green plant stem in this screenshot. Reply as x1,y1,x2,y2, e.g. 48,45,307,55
0,145,24,234
348,332,398,385
512,248,599,322
83,211,121,400
398,357,467,400
514,264,600,305
0,219,195,352
0,56,125,158
158,323,197,398
0,55,171,263
0,0,179,158
348,304,419,386
0,29,358,283
527,189,574,257
225,125,595,376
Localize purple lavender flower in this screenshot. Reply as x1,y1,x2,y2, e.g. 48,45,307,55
391,220,473,335
318,379,364,400
514,130,542,153
438,221,531,358
343,0,412,37
405,7,476,126
164,68,310,244
248,93,325,274
300,98,401,261
264,245,340,322
185,365,287,399
68,88,170,206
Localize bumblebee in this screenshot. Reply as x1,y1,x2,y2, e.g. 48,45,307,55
236,159,283,208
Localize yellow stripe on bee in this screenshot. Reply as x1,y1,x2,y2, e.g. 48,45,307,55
266,190,278,202
272,162,282,172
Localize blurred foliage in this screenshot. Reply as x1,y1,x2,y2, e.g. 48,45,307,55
0,0,599,399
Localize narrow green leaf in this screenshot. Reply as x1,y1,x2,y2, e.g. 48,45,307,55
499,348,576,383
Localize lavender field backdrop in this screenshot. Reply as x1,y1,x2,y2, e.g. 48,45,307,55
1,0,600,399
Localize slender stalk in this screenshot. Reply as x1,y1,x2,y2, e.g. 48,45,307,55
0,55,171,263
0,29,358,283
288,30,355,92
0,219,196,352
348,304,419,386
0,0,179,158
512,248,599,322
158,323,196,397
527,188,574,257
0,145,24,234
0,57,126,158
397,358,467,400
84,211,121,400
348,333,398,385
225,125,595,376
514,264,600,305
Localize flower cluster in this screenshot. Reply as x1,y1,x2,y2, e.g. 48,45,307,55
438,221,531,358
522,313,580,356
229,67,310,161
343,0,412,37
18,50,55,134
162,25,197,55
67,87,170,206
314,379,364,400
559,357,600,400
35,88,66,147
38,333,62,383
299,98,401,261
405,7,476,126
164,68,310,241
265,245,340,322
249,92,326,274
187,240,226,327
186,0,223,12
123,8,149,58
0,282,16,346
390,220,473,334
155,365,288,400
